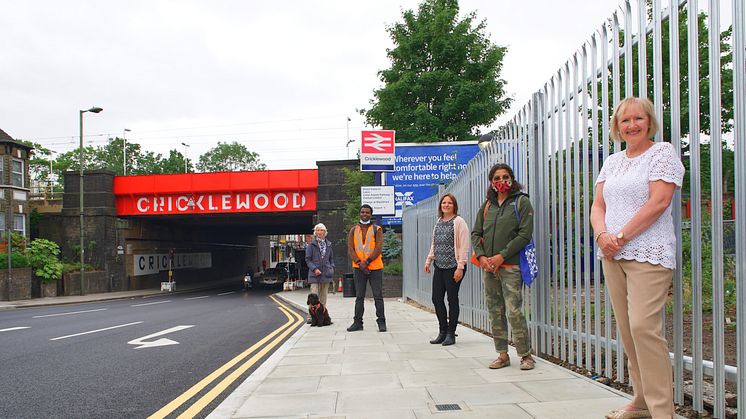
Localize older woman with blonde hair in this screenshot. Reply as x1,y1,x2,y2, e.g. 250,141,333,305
305,223,335,319
591,97,684,419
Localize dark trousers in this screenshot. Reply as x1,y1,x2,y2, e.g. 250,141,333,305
353,268,385,325
431,265,462,334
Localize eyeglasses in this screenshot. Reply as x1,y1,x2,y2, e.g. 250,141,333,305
492,175,511,181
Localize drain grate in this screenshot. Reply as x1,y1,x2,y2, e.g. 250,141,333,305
434,404,462,411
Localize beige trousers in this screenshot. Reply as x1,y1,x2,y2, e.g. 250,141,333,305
310,282,330,306
602,259,674,419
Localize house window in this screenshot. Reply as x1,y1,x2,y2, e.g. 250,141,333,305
11,159,23,187
13,214,25,236
0,159,4,184
0,214,5,238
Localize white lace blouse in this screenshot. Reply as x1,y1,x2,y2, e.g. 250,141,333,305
595,142,685,269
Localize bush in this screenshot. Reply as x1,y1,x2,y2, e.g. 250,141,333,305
0,252,30,269
26,239,64,283
382,228,402,260
384,259,402,275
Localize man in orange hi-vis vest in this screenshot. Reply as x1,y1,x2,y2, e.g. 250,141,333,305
346,204,386,332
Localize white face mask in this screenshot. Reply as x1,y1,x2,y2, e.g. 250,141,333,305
359,219,371,225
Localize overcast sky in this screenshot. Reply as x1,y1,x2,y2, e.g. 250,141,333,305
1,0,627,170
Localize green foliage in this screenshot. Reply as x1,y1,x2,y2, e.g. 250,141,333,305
26,239,64,282
383,258,403,275
196,141,266,172
341,168,374,227
381,228,402,260
0,252,30,269
680,222,737,314
592,8,733,142
362,0,511,142
681,141,736,197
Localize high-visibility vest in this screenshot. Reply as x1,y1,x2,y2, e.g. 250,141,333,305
352,224,383,270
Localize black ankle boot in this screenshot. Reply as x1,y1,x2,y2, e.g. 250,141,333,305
429,332,446,344
441,333,455,346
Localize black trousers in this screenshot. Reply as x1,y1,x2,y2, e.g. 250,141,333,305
431,265,462,334
353,268,385,325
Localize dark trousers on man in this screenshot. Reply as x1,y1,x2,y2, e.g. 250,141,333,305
431,265,462,334
353,268,385,327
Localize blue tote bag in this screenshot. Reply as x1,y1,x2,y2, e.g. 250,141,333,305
512,198,538,287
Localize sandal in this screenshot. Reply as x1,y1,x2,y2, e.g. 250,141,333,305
488,356,510,369
519,356,535,370
605,407,651,419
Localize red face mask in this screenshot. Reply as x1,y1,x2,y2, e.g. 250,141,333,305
492,180,512,193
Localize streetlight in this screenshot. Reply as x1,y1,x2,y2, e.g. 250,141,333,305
123,128,131,176
345,116,353,159
79,106,103,295
181,142,190,173
477,133,495,150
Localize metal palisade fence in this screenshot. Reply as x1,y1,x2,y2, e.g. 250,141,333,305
401,0,745,417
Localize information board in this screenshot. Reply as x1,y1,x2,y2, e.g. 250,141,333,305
380,142,480,225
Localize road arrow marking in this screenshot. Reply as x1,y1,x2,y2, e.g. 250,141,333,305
0,326,30,332
128,325,194,349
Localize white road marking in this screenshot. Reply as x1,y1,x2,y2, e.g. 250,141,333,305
50,321,143,341
217,291,234,296
0,327,30,332
184,296,209,300
33,308,107,318
131,300,171,307
128,325,195,349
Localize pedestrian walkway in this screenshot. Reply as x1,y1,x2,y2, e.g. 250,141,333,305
210,289,639,419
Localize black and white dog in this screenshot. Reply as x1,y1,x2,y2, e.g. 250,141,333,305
306,293,332,327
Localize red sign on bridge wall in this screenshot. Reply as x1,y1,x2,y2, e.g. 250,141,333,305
114,169,318,216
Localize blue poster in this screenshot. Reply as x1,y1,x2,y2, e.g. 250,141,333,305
379,142,480,226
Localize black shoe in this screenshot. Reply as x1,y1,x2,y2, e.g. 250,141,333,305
346,323,363,332
430,332,447,344
441,333,455,346
306,317,312,324
377,323,387,332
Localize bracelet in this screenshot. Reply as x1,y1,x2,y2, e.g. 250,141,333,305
594,230,607,242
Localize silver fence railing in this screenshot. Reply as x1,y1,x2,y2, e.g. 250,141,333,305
402,1,745,417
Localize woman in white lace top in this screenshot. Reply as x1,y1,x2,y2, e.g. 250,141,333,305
591,97,684,419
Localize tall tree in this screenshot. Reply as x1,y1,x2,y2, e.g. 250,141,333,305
196,141,266,172
361,0,511,142
156,149,190,174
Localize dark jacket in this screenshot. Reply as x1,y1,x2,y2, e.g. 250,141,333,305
471,192,534,266
305,238,335,283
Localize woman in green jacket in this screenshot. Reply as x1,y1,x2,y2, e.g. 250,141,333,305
471,163,535,371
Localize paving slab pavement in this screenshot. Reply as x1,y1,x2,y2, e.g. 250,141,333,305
209,289,642,419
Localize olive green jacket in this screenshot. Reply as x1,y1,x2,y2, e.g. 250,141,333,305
470,193,534,266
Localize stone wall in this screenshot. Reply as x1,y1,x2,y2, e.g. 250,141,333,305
0,267,32,300
315,159,358,280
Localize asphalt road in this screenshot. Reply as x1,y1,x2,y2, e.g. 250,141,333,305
0,284,302,419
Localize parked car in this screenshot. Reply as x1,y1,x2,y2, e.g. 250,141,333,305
275,262,297,276
257,267,288,287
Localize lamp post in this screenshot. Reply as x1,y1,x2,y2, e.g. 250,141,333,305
345,116,353,159
477,133,495,150
181,142,190,173
79,106,103,295
123,128,131,176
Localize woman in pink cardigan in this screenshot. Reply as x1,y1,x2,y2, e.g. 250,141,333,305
423,193,470,346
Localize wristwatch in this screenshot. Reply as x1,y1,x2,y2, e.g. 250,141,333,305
616,231,625,240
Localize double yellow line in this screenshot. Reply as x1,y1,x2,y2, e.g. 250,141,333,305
149,296,304,419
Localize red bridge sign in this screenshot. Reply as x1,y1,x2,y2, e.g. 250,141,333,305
114,169,317,215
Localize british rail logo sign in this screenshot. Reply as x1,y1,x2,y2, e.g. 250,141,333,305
360,130,395,172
